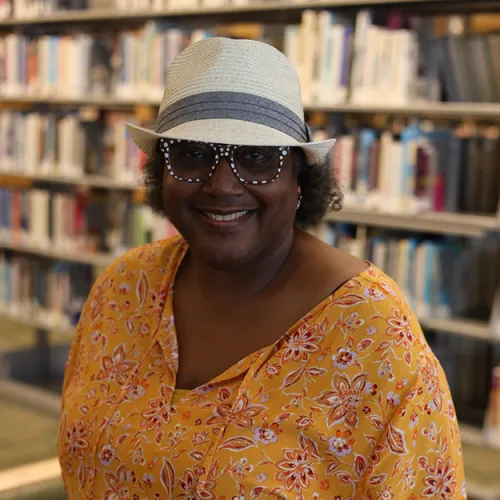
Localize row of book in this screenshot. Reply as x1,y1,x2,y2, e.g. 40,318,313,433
2,12,500,106
313,223,500,323
321,121,500,216
0,250,93,329
288,11,500,105
0,187,178,255
0,25,209,99
0,0,261,19
0,110,144,183
284,10,422,106
2,107,499,218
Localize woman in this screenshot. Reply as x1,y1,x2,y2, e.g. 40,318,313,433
58,37,465,499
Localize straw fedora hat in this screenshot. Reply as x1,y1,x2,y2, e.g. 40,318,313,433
125,37,336,164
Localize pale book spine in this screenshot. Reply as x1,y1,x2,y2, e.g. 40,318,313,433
299,10,317,106
316,11,332,106
338,135,355,207
377,130,393,211
331,24,346,105
388,140,403,213
361,25,380,104
350,10,371,104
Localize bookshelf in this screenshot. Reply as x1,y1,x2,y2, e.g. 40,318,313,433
0,239,114,266
1,0,500,497
325,209,500,237
4,97,500,119
0,0,497,28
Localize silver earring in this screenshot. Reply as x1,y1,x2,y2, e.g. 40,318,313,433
296,195,302,210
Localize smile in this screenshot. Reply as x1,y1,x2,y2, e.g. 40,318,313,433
202,211,251,221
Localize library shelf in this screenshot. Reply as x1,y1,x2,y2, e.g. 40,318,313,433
4,96,500,119
0,171,138,190
419,317,494,341
0,457,62,497
311,101,500,119
466,480,500,500
325,208,500,237
0,380,62,496
0,239,114,267
0,0,490,28
461,423,500,451
0,310,74,338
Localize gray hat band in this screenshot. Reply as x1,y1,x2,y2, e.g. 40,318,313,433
155,91,310,143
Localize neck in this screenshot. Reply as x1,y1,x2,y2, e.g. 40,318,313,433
186,227,299,304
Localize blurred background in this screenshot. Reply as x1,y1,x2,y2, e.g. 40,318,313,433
1,0,500,498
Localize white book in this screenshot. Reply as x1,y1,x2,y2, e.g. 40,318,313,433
283,26,301,84
315,10,332,105
372,240,387,271
24,113,40,174
5,34,18,96
299,10,318,106
361,25,381,104
52,193,64,249
39,36,49,97
330,24,346,105
113,119,128,182
376,130,393,211
30,189,50,248
350,10,372,104
338,134,355,207
387,140,403,213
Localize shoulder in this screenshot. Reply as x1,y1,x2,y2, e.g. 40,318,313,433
316,264,430,375
101,234,186,281
80,235,186,327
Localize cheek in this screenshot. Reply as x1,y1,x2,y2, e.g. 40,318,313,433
255,165,298,214
162,175,194,219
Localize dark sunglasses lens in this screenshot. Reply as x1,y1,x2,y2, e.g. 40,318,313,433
168,141,216,180
233,146,283,183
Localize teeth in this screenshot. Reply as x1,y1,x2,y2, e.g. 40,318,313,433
204,211,250,221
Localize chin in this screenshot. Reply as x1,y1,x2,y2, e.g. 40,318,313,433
192,237,258,270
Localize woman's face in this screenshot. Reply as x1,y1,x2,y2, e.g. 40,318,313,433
162,145,299,270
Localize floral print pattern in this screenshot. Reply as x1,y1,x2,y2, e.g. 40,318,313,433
58,235,466,499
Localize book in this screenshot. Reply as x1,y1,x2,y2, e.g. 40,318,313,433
312,120,500,216
0,186,178,256
0,109,148,184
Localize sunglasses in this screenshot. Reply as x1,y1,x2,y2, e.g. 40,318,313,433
159,138,290,185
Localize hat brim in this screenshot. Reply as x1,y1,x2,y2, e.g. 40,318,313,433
125,119,336,165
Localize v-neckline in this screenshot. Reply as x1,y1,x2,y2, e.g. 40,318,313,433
159,236,375,396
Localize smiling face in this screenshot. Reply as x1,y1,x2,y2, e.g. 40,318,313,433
162,142,300,270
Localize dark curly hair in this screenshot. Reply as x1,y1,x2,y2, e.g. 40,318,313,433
142,142,343,227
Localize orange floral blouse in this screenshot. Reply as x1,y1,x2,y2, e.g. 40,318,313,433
58,235,466,499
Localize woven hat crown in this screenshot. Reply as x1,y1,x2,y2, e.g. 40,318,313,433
158,37,305,121
125,37,336,163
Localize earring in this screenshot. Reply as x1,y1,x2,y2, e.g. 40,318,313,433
296,195,302,210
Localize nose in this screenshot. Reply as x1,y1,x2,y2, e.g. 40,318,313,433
202,156,245,196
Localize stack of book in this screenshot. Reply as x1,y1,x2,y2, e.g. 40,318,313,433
0,187,177,255
315,223,500,324
310,121,500,216
0,250,93,329
0,25,210,100
0,110,145,184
